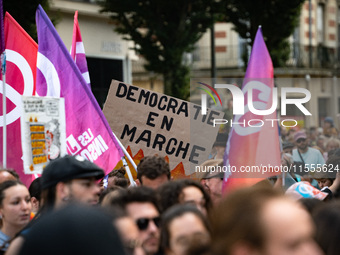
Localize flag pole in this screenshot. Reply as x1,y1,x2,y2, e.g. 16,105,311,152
121,156,136,186
112,131,138,171
112,132,137,186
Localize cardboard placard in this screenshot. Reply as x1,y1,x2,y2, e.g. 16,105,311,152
103,80,224,174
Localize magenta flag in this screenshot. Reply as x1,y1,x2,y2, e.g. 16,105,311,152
71,11,90,87
36,5,123,174
1,13,38,186
223,27,281,192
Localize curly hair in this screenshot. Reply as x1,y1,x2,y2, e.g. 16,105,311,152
157,179,212,214
137,156,170,183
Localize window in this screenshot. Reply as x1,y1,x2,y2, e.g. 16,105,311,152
317,4,325,43
87,57,124,108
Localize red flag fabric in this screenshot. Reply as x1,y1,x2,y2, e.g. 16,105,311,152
71,11,90,87
0,12,38,186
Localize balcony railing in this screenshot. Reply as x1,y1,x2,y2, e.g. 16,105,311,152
287,43,339,69
131,43,340,73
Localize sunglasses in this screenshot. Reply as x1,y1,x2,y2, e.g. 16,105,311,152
136,217,161,231
296,138,306,143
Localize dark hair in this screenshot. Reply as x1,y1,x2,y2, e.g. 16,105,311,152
108,186,160,213
0,180,26,230
18,205,125,255
114,178,128,188
210,186,283,255
299,198,323,214
312,201,340,255
0,168,20,181
137,156,170,183
0,180,25,206
157,179,212,213
160,204,210,253
104,167,129,188
29,178,41,202
39,185,57,215
106,168,129,188
99,186,124,205
325,156,340,197
108,167,126,178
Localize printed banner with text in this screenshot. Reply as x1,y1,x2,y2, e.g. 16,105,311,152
21,96,66,174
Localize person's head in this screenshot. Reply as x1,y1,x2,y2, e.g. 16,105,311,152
160,204,210,255
325,138,340,152
323,116,334,128
28,177,41,214
117,187,161,255
316,178,333,189
40,155,104,212
281,153,294,167
210,186,322,255
309,127,318,141
99,185,125,204
108,207,145,255
0,169,19,183
282,141,294,155
178,179,211,216
312,201,340,255
294,131,308,151
299,198,323,215
0,180,31,234
107,167,129,188
316,135,326,151
136,156,171,189
157,179,211,216
18,205,125,255
199,159,224,206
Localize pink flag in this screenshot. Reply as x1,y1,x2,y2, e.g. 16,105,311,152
223,27,281,192
0,12,38,186
71,11,90,87
36,5,123,175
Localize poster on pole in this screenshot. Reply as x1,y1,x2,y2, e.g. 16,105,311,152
21,96,66,174
103,80,224,176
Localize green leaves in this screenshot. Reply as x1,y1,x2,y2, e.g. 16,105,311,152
100,0,224,99
224,0,305,67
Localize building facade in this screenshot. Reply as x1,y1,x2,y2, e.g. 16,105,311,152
51,0,340,128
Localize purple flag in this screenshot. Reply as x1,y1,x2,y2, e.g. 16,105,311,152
35,5,123,174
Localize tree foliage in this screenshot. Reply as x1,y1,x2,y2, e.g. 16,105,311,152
224,0,305,67
100,0,224,99
3,0,51,41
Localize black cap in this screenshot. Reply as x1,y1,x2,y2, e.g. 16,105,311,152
41,155,105,190
282,141,294,150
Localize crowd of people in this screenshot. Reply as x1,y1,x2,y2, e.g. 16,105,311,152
0,117,339,254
